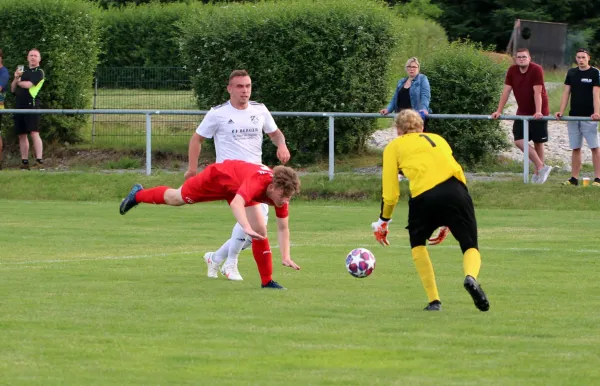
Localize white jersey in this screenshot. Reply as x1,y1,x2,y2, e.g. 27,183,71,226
196,100,278,163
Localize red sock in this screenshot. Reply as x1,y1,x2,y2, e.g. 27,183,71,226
135,186,168,205
252,238,273,285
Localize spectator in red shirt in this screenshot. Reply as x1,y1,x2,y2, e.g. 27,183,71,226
119,160,301,289
491,48,553,183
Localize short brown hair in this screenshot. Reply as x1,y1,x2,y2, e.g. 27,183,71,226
576,48,590,57
272,165,301,197
229,69,249,83
394,109,423,135
0,49,3,59
516,48,530,56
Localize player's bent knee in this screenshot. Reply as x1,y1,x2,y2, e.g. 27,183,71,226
459,243,478,254
164,188,186,206
254,227,268,238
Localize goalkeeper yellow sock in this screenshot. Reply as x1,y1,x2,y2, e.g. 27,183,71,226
463,248,481,279
411,246,440,303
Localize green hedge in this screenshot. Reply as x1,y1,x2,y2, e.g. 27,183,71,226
384,16,447,103
423,41,509,167
393,16,447,66
180,0,399,164
97,2,192,70
0,0,99,143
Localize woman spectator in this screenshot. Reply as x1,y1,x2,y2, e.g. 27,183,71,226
379,57,431,130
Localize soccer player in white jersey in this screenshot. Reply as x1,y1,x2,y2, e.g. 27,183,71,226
184,69,298,281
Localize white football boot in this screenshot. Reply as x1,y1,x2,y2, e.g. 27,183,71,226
220,263,244,281
203,252,219,279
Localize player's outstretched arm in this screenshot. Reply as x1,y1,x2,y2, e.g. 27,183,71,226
230,195,265,240
185,133,205,180
276,216,300,270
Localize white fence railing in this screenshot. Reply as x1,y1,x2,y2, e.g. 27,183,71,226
0,109,596,182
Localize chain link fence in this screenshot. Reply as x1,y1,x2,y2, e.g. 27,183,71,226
91,67,198,146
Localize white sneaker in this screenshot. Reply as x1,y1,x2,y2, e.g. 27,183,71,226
538,165,553,184
203,252,219,279
531,173,539,183
220,263,244,281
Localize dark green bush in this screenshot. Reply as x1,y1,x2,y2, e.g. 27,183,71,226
89,0,247,9
180,0,399,164
98,3,192,70
423,41,509,167
0,0,99,143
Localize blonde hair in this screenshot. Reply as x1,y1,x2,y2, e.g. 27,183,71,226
394,109,424,135
272,165,301,197
405,57,420,68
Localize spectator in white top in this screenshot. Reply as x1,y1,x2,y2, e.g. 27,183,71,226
185,69,294,281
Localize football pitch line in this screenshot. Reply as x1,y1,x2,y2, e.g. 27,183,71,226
1,244,598,266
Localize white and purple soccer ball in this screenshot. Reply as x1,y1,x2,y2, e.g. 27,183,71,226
345,248,376,278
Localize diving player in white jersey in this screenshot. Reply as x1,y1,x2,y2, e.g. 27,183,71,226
185,69,298,281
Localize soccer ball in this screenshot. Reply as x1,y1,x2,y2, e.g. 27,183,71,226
345,248,376,278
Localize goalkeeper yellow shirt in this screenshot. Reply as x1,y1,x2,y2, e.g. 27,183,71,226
380,132,467,220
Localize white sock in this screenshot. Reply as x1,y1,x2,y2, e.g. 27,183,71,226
224,222,248,266
212,239,230,265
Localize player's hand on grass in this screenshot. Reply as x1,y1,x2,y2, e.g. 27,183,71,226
282,258,300,270
371,218,391,246
428,226,450,246
184,169,197,180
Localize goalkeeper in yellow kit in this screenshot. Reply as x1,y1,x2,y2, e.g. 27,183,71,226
372,110,489,312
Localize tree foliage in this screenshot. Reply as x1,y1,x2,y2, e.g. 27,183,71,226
432,0,600,53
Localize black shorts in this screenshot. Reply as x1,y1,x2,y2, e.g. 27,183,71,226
406,177,478,253
14,112,41,135
512,119,548,143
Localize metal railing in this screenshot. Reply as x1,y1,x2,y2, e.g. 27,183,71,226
0,109,596,181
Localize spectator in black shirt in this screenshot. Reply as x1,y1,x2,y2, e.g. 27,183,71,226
11,49,45,170
555,48,600,186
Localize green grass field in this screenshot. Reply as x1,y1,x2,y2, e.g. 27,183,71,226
2,196,600,385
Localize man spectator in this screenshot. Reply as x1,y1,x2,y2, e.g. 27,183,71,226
0,49,9,168
184,69,292,281
555,48,600,186
491,48,552,183
11,48,45,170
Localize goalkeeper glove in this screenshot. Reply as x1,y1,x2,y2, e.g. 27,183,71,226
428,226,450,246
371,218,391,246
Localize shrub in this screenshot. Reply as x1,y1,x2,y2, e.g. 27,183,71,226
179,0,399,164
97,2,192,69
422,41,509,167
0,0,99,143
385,16,447,96
393,16,447,66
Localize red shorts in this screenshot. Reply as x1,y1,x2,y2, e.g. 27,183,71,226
179,165,262,207
180,165,230,204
